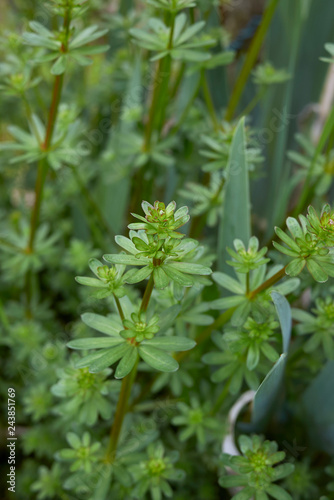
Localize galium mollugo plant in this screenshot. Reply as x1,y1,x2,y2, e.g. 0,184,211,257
3,1,334,498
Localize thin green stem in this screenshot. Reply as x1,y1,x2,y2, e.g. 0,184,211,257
246,272,250,295
247,265,287,300
70,166,115,241
169,74,202,136
211,381,231,415
23,10,71,314
225,0,280,121
106,272,155,462
140,273,154,313
114,294,125,322
170,62,185,99
27,159,48,253
202,71,219,130
189,178,225,239
42,74,64,151
22,94,43,144
237,87,266,119
143,15,175,150
26,72,65,253
175,308,236,363
106,359,138,462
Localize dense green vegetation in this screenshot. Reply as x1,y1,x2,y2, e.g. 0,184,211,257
1,1,334,499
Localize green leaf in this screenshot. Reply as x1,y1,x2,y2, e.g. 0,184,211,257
75,277,108,287
88,258,104,276
74,351,108,369
138,345,179,372
275,227,300,252
162,265,194,286
266,484,293,500
217,117,251,274
114,346,138,379
115,235,138,255
67,337,124,349
212,272,244,294
247,344,260,370
286,217,303,239
141,336,196,351
306,258,328,282
167,262,211,275
103,254,149,266
89,343,130,373
81,313,122,337
218,475,248,488
285,258,305,276
51,55,67,75
124,266,152,284
229,487,254,500
153,266,170,289
272,241,299,257
158,304,182,332
70,26,109,49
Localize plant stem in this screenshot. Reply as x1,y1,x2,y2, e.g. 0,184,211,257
202,71,219,130
225,0,280,121
27,159,48,253
114,294,125,322
140,273,154,313
246,272,250,295
26,74,64,253
189,177,225,239
70,165,115,241
247,265,287,300
42,74,64,151
175,307,236,363
211,381,230,415
106,359,138,462
143,13,175,149
237,87,266,118
106,274,155,461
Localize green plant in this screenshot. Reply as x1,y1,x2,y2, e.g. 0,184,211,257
2,1,334,499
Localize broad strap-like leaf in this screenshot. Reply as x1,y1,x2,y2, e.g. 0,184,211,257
271,291,291,353
217,117,251,274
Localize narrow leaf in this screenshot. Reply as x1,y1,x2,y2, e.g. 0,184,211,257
138,345,179,372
